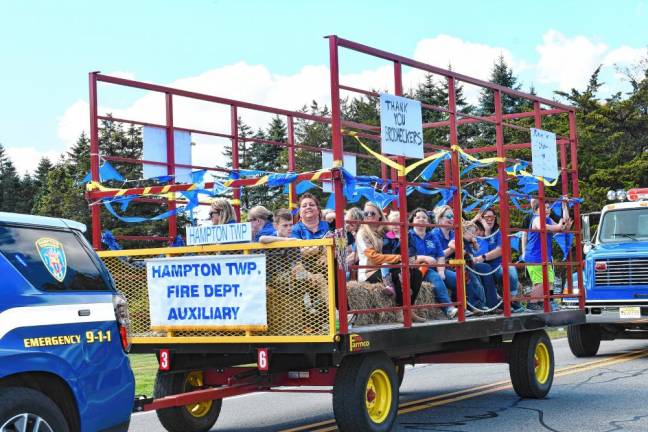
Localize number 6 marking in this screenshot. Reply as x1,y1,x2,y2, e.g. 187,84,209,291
257,348,268,371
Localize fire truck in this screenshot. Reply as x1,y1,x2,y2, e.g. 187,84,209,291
86,36,586,432
566,188,648,357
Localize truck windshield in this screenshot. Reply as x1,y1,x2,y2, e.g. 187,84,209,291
599,207,648,243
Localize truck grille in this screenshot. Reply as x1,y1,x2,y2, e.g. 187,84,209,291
595,257,648,286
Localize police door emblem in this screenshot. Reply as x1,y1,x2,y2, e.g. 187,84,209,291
35,238,67,282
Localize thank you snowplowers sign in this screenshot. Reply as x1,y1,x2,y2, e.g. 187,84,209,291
186,222,251,245
530,128,558,180
380,93,423,159
146,254,267,330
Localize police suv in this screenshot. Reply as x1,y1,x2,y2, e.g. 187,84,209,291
566,188,648,357
0,213,134,431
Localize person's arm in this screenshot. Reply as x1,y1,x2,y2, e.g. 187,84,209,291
364,248,401,265
259,235,292,244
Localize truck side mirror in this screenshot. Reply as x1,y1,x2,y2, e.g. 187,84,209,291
581,214,592,254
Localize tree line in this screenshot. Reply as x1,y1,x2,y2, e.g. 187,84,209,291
0,56,646,245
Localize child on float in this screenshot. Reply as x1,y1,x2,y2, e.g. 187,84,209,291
523,198,572,311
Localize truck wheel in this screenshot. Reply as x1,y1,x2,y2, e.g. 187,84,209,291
509,330,554,399
333,353,399,432
154,370,221,432
567,324,601,357
0,387,69,432
395,362,405,389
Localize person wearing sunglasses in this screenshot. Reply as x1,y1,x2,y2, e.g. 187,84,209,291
209,198,236,225
474,209,523,313
431,206,488,315
358,207,425,323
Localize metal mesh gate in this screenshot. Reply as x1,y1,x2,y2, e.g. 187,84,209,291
98,239,336,343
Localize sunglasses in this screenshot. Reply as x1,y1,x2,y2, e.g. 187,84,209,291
443,213,454,220
364,211,378,217
209,209,222,217
483,215,496,221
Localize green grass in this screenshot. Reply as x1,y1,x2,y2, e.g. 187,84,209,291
130,354,158,396
130,327,569,396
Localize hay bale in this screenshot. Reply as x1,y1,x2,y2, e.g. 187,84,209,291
347,281,383,326
416,282,445,320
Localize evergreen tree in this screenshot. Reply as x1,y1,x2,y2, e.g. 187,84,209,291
0,144,21,212
247,116,287,209
15,174,37,214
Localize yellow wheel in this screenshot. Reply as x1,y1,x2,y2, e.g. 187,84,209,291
534,342,550,385
333,353,398,432
183,371,213,418
365,369,392,424
509,330,554,399
154,370,222,432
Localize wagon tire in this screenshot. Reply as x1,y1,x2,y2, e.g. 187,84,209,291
154,370,221,432
333,353,398,432
395,362,405,389
509,330,554,399
567,324,601,357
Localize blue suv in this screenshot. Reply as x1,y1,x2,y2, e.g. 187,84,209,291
0,213,134,431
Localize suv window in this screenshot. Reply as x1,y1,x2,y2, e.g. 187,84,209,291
0,225,111,292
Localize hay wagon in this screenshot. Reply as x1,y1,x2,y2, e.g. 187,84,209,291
88,36,586,432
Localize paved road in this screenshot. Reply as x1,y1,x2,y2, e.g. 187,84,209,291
129,338,648,432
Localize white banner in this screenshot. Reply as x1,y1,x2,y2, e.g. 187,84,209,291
146,254,267,330
380,93,423,159
321,150,356,193
186,223,252,245
142,126,193,184
530,128,558,180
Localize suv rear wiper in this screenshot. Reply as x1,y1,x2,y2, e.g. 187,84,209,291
613,233,638,241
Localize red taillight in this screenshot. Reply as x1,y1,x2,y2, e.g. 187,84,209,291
595,261,607,271
113,293,132,352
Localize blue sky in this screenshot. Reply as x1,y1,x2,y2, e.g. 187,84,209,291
1,0,646,174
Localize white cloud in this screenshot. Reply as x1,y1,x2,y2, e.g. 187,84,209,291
6,146,62,176
55,32,644,176
536,30,608,91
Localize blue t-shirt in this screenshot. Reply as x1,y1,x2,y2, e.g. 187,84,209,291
290,220,331,240
430,227,454,252
254,221,277,242
524,216,553,263
409,229,444,259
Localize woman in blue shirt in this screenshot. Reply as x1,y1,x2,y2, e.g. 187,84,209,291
249,206,276,242
408,208,458,319
291,193,331,240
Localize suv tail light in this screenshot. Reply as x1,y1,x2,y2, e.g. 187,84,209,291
594,261,607,271
113,293,132,352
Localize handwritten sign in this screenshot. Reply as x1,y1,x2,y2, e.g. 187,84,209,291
186,223,251,246
321,150,356,193
146,254,267,330
530,128,558,180
380,93,423,159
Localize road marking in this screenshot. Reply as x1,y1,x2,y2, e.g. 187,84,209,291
281,348,648,432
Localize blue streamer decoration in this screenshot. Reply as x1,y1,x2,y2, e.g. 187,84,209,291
190,170,207,189
420,154,449,180
80,161,125,184
554,233,574,261
485,178,500,191
268,173,299,188
325,193,336,210
103,201,184,223
101,230,122,250
509,232,522,253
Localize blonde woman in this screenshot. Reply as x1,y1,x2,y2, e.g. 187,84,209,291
248,205,276,242
210,198,236,225
357,204,425,323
